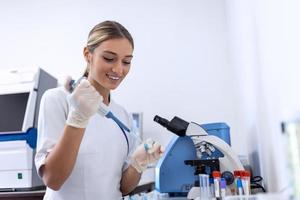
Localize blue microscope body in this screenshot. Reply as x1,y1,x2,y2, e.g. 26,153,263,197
155,120,231,195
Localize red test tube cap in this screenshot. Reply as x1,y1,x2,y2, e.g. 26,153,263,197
234,170,242,177
241,170,251,177
212,171,221,178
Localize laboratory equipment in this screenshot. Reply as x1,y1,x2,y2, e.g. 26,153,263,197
154,115,244,199
131,112,143,140
0,68,57,190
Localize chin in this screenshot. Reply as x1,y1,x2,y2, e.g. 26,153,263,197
109,87,117,90
107,84,119,90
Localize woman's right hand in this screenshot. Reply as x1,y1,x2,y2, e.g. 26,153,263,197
66,79,103,128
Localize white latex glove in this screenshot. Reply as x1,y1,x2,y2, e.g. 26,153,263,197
66,79,103,128
130,138,165,173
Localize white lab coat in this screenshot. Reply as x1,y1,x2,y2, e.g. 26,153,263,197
35,87,138,200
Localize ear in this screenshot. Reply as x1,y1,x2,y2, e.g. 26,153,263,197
83,47,91,63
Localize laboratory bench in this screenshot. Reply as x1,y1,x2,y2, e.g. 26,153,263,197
0,183,154,200
0,190,45,200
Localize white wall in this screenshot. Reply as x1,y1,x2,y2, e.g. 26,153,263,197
0,0,245,153
224,0,264,187
225,0,300,192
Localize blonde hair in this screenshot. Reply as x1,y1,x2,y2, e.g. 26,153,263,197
83,21,134,77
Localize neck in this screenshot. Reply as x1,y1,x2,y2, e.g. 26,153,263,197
87,77,110,105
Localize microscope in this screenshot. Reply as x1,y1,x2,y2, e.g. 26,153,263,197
154,115,244,199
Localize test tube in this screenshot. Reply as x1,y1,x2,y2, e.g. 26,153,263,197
204,174,210,199
199,174,204,199
212,171,221,199
241,171,251,195
220,178,226,199
236,178,243,195
233,170,242,195
206,174,211,199
199,174,210,200
209,177,214,198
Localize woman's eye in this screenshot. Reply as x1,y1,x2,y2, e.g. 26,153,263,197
123,61,131,65
103,57,114,62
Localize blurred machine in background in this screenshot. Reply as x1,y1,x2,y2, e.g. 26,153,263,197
0,68,57,190
131,112,143,140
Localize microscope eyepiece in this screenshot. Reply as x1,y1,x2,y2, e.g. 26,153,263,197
153,115,189,137
154,115,170,128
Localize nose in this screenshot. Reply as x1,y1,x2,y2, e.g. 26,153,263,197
112,62,123,75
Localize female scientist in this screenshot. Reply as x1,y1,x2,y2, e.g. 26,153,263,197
35,20,163,199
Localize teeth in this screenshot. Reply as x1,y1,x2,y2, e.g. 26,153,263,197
108,75,120,80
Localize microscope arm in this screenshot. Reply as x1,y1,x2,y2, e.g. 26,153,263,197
186,122,208,136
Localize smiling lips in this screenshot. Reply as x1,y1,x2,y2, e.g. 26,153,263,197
107,74,120,81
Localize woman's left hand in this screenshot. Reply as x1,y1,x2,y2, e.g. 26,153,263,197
130,138,164,173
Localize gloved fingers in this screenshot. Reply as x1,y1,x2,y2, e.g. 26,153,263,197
152,151,161,160
149,144,165,161
145,138,154,146
153,144,164,160
89,83,100,94
75,81,102,101
159,146,165,154
144,138,155,152
89,90,102,99
147,150,161,162
148,142,160,154
78,79,90,88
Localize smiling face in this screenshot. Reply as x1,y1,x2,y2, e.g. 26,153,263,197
84,38,133,96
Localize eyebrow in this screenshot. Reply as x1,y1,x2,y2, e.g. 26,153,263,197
103,50,133,58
